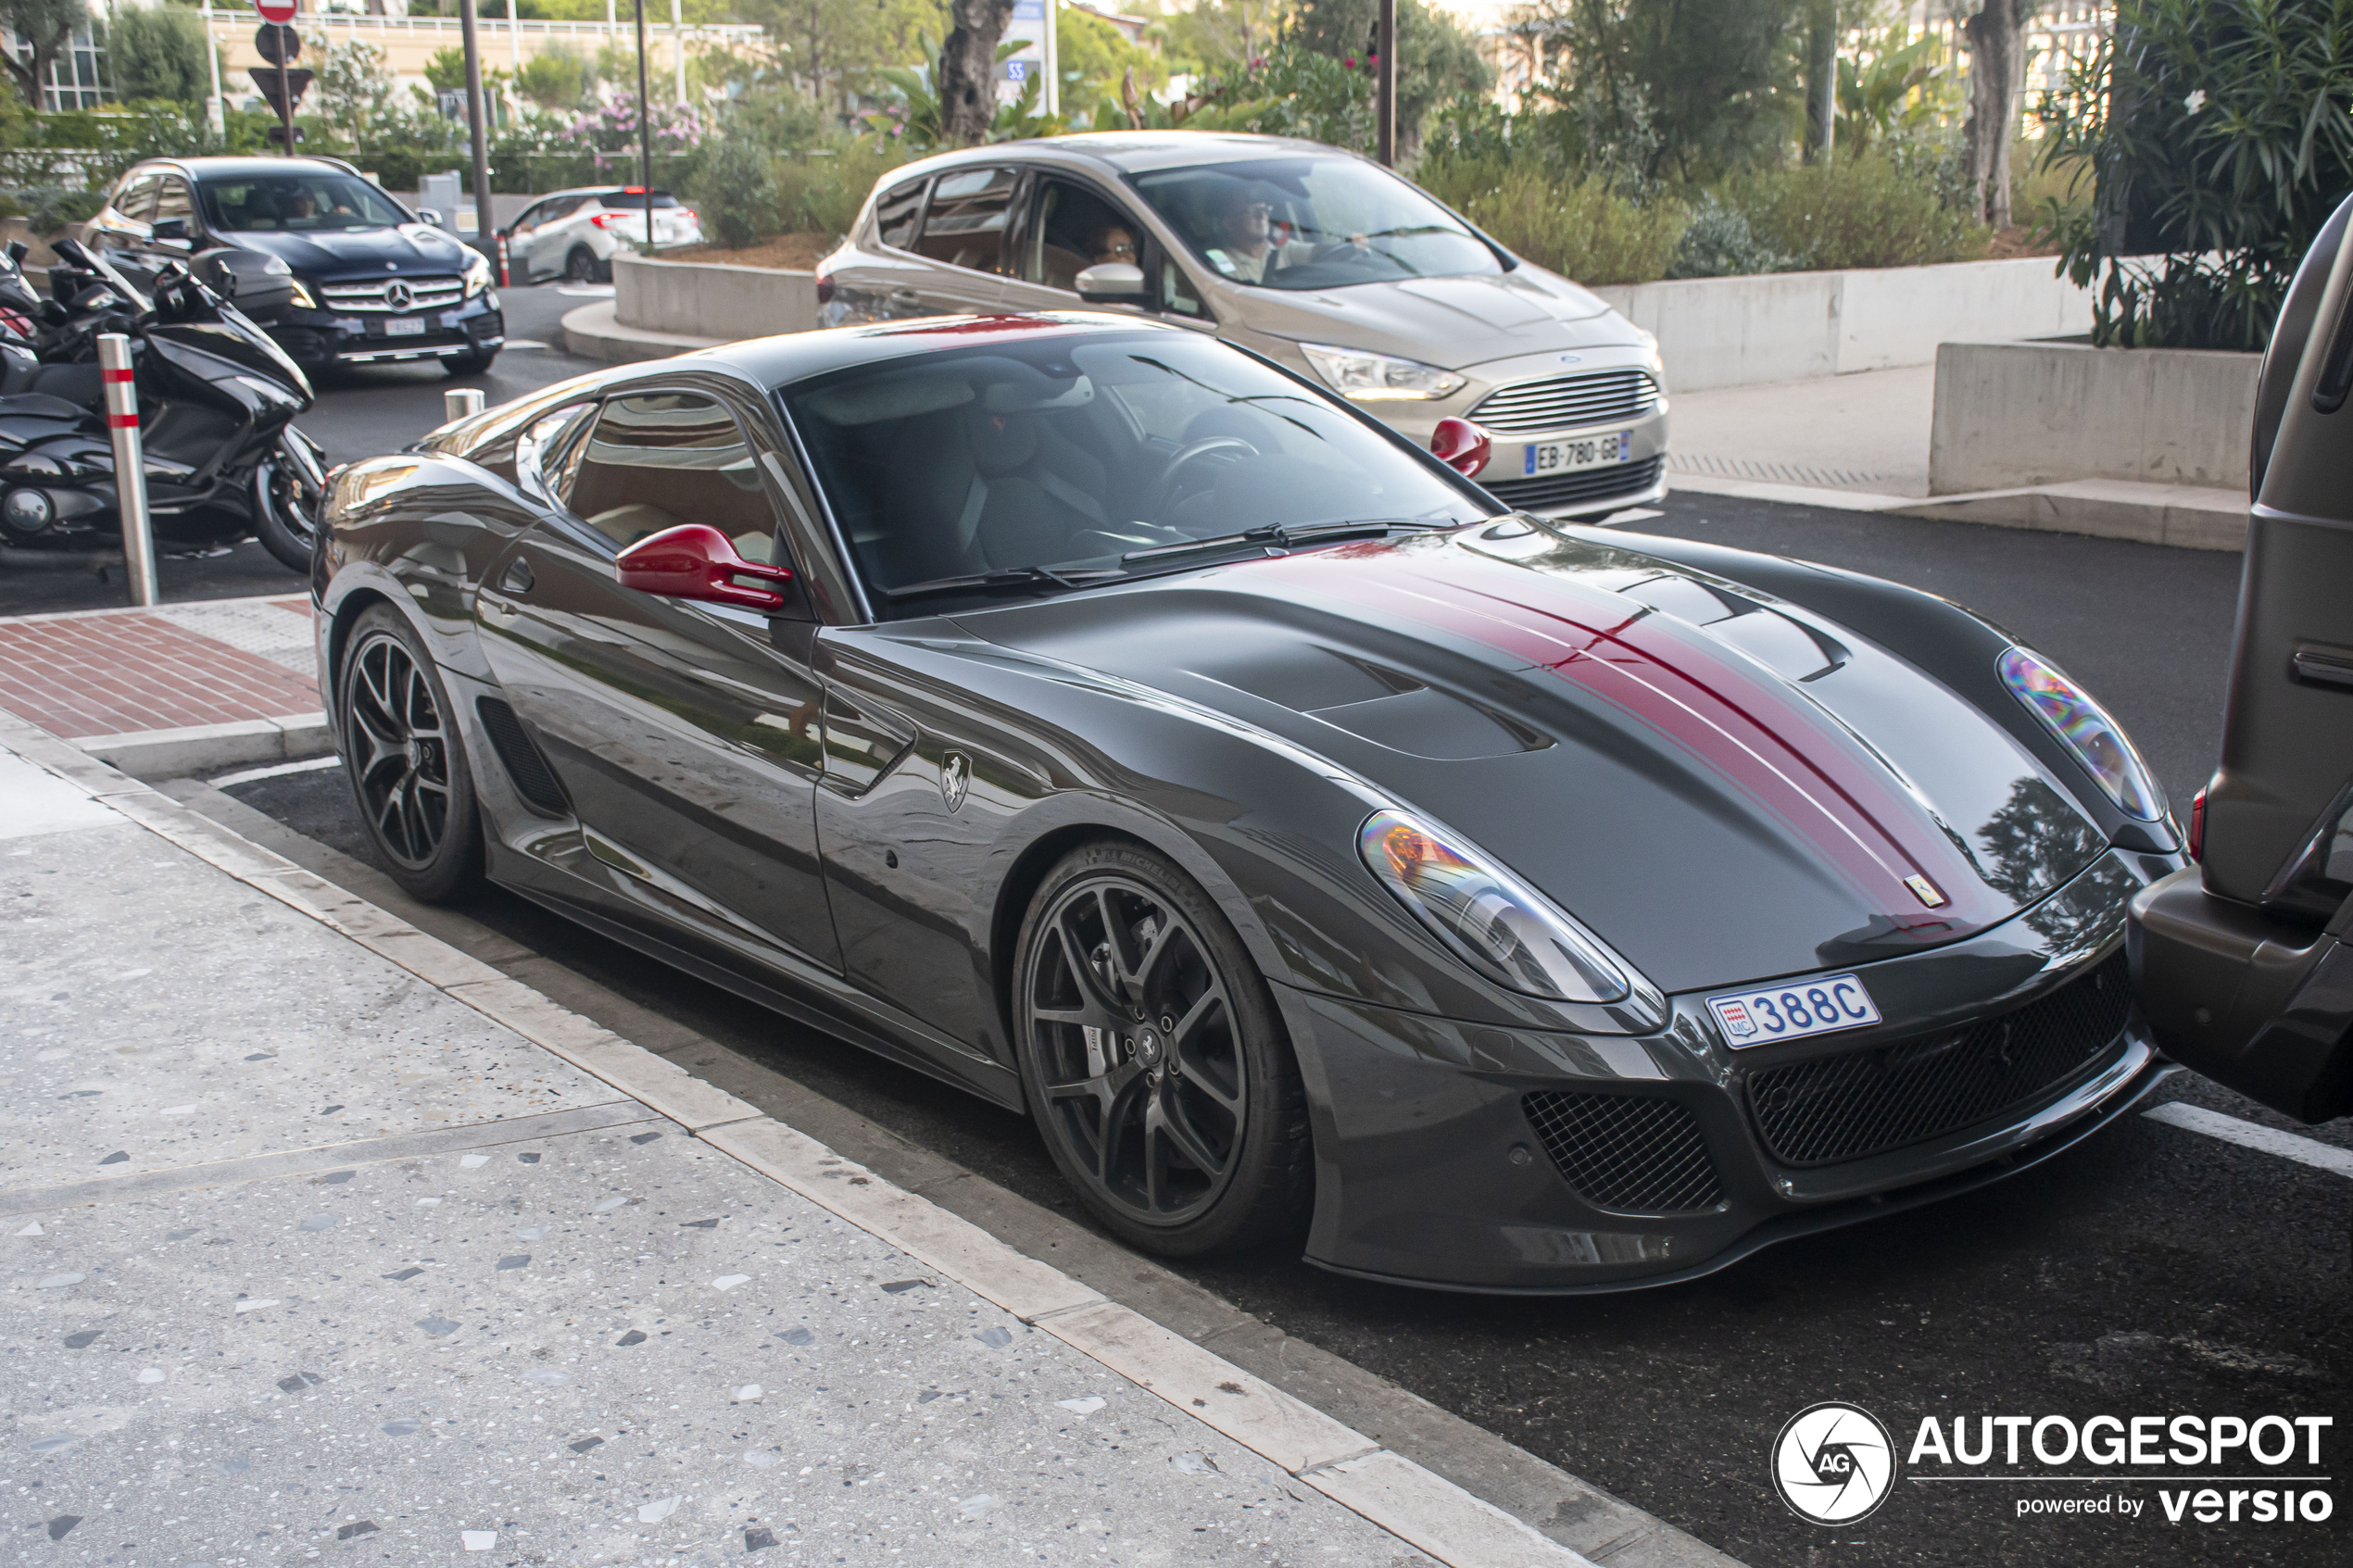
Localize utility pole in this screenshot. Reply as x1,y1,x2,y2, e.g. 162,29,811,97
673,0,685,104
1375,0,1395,166
202,0,222,134
459,0,496,259
635,0,655,248
1042,0,1057,119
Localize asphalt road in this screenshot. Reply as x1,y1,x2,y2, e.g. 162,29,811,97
207,495,2348,1568
0,281,603,617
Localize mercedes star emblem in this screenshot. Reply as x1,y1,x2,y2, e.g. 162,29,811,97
385,280,413,311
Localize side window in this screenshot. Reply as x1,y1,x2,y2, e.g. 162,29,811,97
569,392,782,565
112,173,158,223
520,402,598,503
912,167,1017,273
874,178,925,249
509,201,547,235
1018,178,1137,292
1157,250,1208,320
152,179,195,230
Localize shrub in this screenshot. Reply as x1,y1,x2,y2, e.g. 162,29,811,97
1668,192,1795,279
1728,153,1990,271
2037,0,2353,351
689,128,780,250
774,141,905,238
1420,153,1686,285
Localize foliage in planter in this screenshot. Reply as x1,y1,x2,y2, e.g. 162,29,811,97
1726,152,1991,270
689,124,779,250
2038,0,2353,351
1416,124,1688,286
1667,192,1796,278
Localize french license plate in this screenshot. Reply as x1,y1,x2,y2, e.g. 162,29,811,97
384,316,426,336
1524,430,1632,476
1706,973,1881,1047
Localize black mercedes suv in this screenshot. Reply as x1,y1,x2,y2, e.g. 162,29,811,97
81,156,503,375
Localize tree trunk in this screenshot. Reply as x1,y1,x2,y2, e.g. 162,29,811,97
1963,0,2021,228
939,0,1014,146
1803,0,1836,166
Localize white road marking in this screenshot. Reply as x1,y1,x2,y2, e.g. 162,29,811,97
208,756,341,788
2143,1101,2353,1178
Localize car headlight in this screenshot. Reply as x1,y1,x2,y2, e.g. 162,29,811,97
1998,647,2164,821
285,277,317,308
1301,343,1466,402
463,252,493,297
1359,809,1630,1002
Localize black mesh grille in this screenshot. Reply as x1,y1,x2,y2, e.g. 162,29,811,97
1745,952,2133,1168
1522,1091,1725,1213
475,697,570,816
1482,456,1664,515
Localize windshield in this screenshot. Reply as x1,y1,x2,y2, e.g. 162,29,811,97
1132,156,1502,292
199,173,410,233
785,331,1484,616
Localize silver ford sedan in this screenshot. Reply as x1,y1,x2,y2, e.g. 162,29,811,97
815,132,1669,520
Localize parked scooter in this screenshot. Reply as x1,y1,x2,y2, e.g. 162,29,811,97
0,237,326,574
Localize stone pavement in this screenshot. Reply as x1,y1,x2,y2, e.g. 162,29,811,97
0,595,327,779
0,720,1620,1568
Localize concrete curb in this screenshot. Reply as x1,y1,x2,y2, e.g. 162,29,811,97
1668,469,2247,550
559,297,723,362
73,711,329,780
0,709,1747,1568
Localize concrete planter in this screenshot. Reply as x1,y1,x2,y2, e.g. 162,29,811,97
1928,339,2260,495
1591,256,2096,393
614,251,818,342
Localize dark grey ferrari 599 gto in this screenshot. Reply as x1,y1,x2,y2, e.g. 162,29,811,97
312,312,2184,1293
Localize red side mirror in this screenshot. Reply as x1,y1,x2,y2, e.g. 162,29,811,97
1431,417,1490,478
614,523,793,611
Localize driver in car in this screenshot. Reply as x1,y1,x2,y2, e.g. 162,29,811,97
1202,184,1293,283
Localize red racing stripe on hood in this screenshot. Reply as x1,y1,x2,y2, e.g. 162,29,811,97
1241,542,1995,930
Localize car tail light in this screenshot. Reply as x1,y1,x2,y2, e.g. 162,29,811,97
590,211,621,231
678,207,698,224
2189,786,2208,861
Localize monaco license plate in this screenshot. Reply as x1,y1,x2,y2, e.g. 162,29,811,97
1524,430,1631,476
384,316,426,336
1706,973,1881,1047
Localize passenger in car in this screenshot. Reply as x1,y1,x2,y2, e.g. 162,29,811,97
1092,225,1138,267
1203,183,1292,283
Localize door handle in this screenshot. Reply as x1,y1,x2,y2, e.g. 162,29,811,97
498,557,535,596
888,288,921,306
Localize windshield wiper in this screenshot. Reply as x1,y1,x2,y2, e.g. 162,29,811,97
1120,519,1440,566
878,564,1122,604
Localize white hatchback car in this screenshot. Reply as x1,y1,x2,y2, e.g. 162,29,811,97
500,185,703,283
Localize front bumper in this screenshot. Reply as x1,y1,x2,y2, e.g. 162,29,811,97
1332,342,1672,520
1287,844,2180,1292
2128,866,2353,1123
269,292,503,368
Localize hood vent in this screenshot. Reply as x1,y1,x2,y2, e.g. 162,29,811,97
1617,572,1843,683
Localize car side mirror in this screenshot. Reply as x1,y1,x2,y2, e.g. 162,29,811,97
1075,261,1146,303
151,218,193,249
417,207,443,230
1431,417,1491,478
615,523,794,611
6,240,27,265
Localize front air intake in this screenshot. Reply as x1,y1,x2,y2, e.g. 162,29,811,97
1522,1091,1726,1214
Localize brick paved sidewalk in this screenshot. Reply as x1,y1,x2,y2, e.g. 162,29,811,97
0,593,327,777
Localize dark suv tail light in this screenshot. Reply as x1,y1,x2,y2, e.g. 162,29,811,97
2189,786,2208,861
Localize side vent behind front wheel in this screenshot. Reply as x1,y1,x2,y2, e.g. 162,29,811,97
475,697,569,816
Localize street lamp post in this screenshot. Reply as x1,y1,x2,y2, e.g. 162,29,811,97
459,0,497,259
635,0,655,250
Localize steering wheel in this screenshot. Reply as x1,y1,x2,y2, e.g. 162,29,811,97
1157,436,1259,512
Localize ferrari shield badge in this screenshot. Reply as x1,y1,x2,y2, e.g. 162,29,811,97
940,751,970,813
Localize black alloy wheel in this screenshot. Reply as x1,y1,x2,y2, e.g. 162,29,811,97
1014,841,1311,1256
564,246,598,283
338,606,484,901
